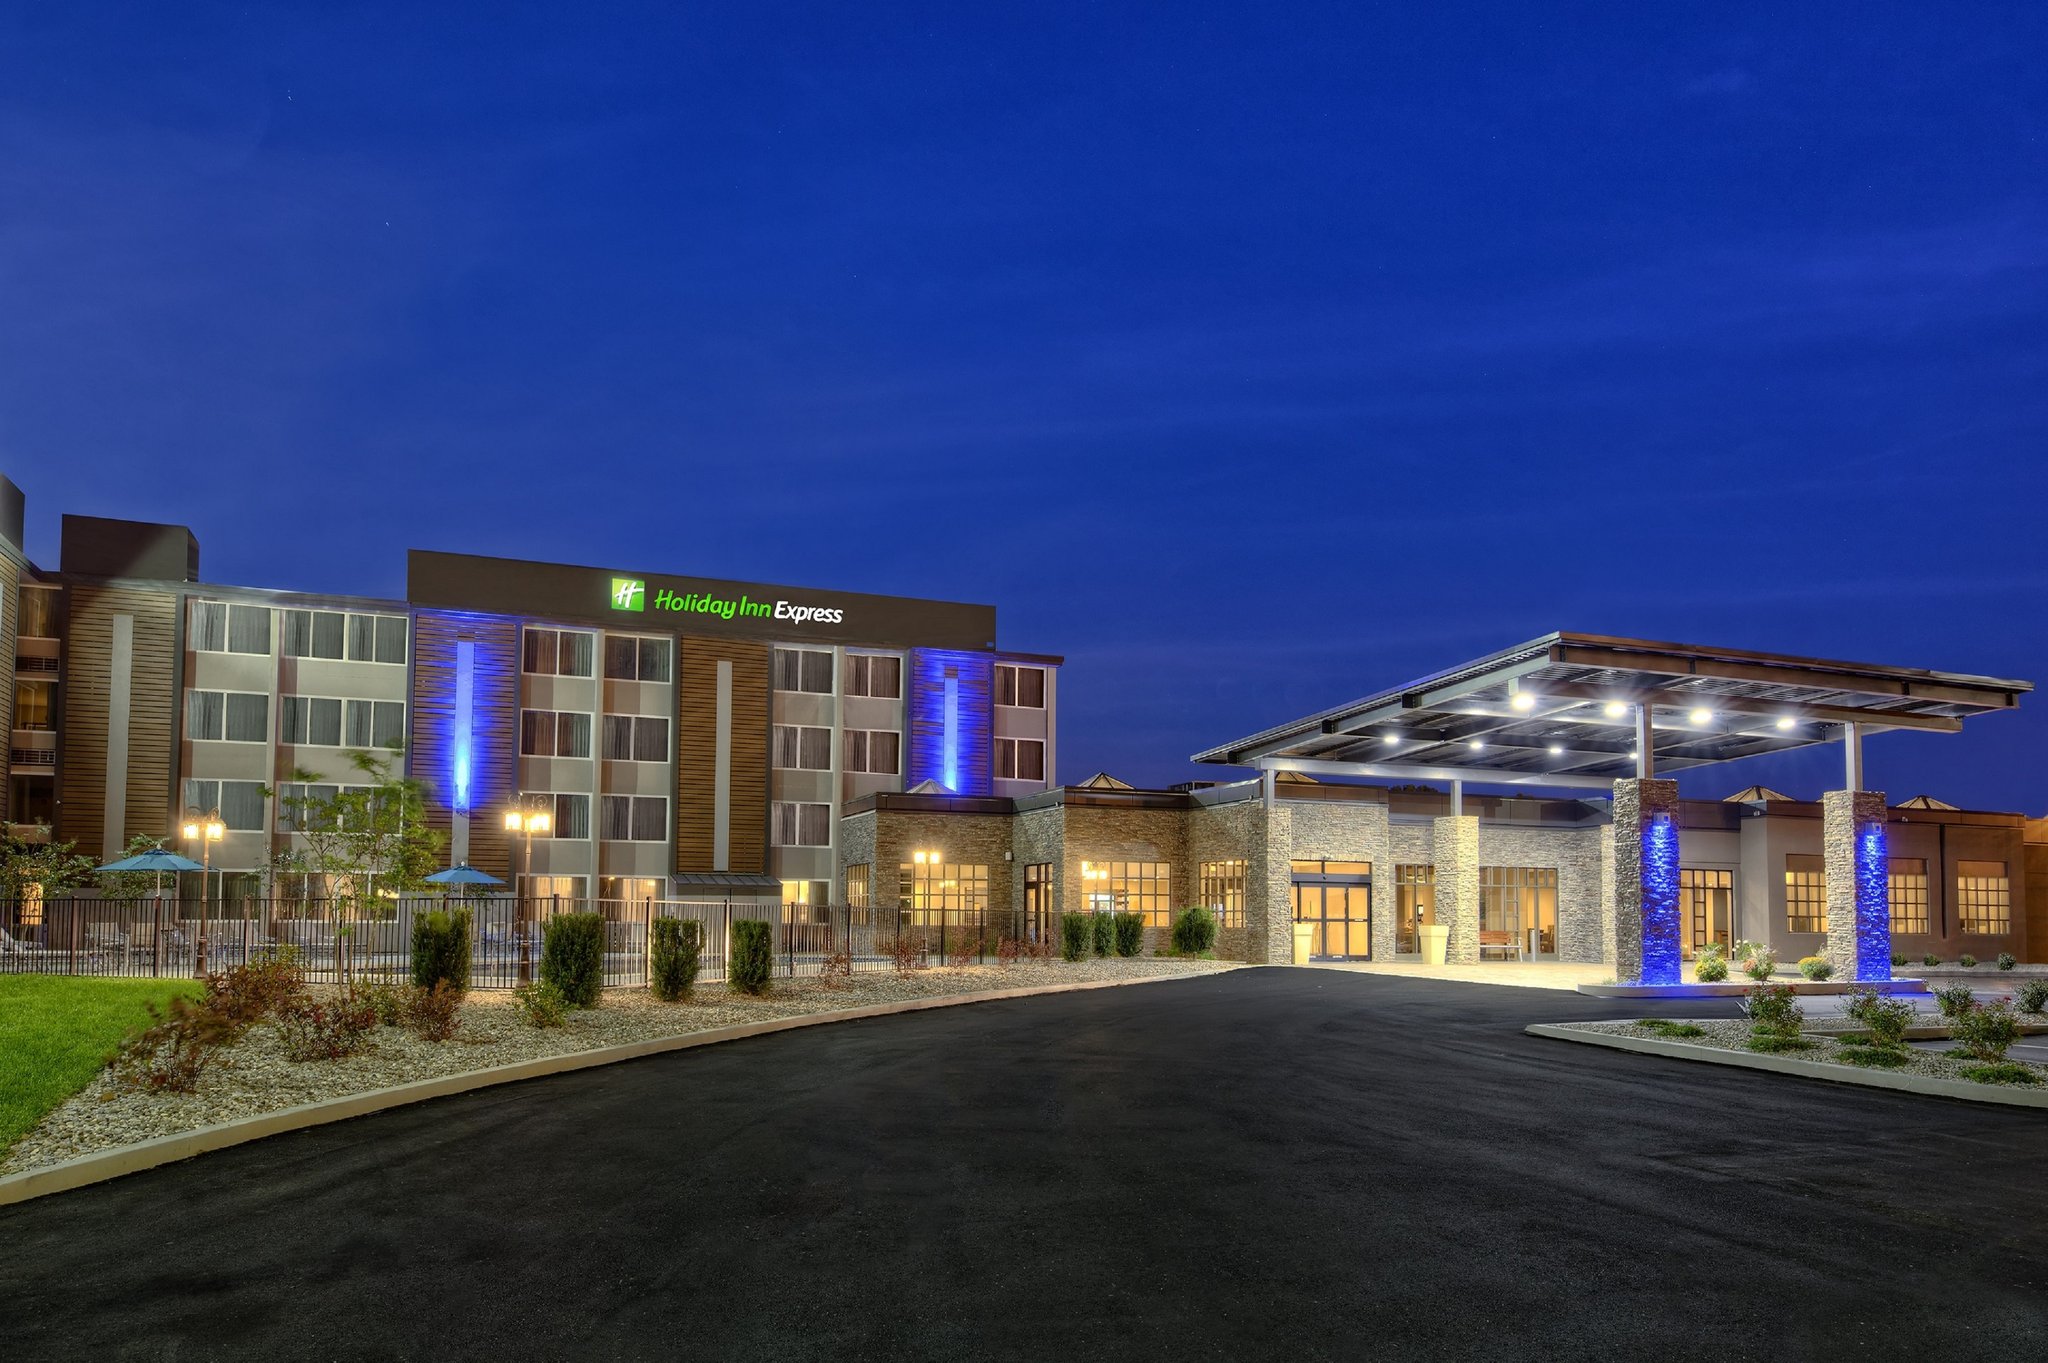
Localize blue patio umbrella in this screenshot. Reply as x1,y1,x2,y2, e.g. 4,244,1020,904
97,846,206,898
424,863,505,895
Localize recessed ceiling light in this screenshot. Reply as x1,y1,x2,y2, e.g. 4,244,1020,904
1775,716,1795,731
1548,744,1564,756
1382,733,1400,745
1689,708,1712,726
1510,692,1536,711
1603,701,1627,719
1628,749,1639,759
1467,739,1485,751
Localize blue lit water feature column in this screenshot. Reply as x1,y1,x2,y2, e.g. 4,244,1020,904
1612,777,1683,985
1823,724,1891,981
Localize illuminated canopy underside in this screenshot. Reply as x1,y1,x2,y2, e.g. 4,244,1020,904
1194,632,2031,791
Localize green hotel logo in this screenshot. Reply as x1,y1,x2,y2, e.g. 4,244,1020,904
605,575,847,626
610,578,646,612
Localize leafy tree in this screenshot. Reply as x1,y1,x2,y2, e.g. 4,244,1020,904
0,831,98,900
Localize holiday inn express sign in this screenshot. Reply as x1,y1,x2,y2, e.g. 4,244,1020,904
408,550,995,650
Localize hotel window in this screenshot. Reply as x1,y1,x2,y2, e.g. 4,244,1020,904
845,729,901,776
995,737,1046,782
186,690,270,743
1785,855,1827,934
276,783,339,833
600,876,663,903
1679,868,1734,958
521,710,592,758
519,874,585,901
899,860,991,928
18,588,57,639
1023,862,1052,940
1957,861,2012,935
782,879,832,925
1888,858,1930,935
1480,866,1558,955
522,627,595,677
1087,861,1173,929
344,699,406,750
182,779,266,831
603,714,670,762
1396,864,1436,953
772,801,832,847
600,794,669,842
846,654,902,699
604,635,672,683
772,724,833,771
12,680,52,730
1199,859,1247,929
347,613,409,665
282,610,346,660
190,601,271,655
280,696,345,747
773,647,833,694
994,663,1047,709
538,793,590,839
845,865,871,922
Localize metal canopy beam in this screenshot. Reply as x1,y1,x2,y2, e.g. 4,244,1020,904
1495,680,1965,734
1546,643,2021,710
1253,755,1617,791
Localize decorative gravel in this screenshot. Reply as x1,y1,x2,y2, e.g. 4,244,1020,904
3,958,1232,1175
1566,1018,2048,1085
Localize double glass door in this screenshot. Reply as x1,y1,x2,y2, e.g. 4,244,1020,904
1292,862,1372,960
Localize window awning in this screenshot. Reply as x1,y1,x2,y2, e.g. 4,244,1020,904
1193,632,2031,790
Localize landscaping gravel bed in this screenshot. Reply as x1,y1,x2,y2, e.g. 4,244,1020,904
1567,1018,2048,1085
3,958,1232,1175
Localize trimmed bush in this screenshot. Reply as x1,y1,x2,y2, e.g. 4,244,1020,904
112,997,237,1093
277,988,378,1061
540,913,606,1008
1950,999,2021,1062
1844,987,1914,1049
1933,983,1975,1019
203,947,307,1036
1112,912,1144,957
411,906,473,994
728,918,773,995
1997,952,2018,971
513,980,568,1028
1837,1042,1910,1068
1633,1018,1705,1039
1746,981,1803,1044
1959,1061,2041,1086
1735,940,1776,981
1171,905,1218,956
1959,954,1978,969
2015,980,2048,1015
1890,951,1909,968
1091,913,1114,958
1797,955,1833,982
1923,953,1942,967
1694,942,1728,983
650,917,703,1002
1060,913,1091,963
403,981,462,1042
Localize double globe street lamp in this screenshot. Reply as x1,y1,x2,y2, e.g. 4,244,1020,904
181,810,225,973
504,801,553,982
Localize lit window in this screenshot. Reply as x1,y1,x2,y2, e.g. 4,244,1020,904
1199,859,1247,929
1785,855,1827,934
1084,861,1173,929
1888,858,1929,935
1957,861,2011,935
898,860,991,928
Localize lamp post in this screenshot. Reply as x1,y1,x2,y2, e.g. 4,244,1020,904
181,810,225,975
504,800,553,982
910,848,944,959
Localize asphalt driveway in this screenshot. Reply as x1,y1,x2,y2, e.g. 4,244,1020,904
4,968,2045,1361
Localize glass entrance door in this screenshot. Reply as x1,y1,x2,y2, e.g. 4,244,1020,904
1290,863,1372,960
1680,869,1733,960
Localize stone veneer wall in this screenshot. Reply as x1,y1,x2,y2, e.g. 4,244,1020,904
1823,788,1891,982
838,810,876,908
1284,798,1394,961
1186,795,1265,960
1473,824,1608,964
1610,778,1681,984
1433,816,1480,962
1060,804,1188,952
867,809,1018,934
1010,804,1066,930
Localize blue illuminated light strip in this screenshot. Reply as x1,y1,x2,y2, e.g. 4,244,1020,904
1639,812,1682,986
1855,821,1892,982
943,675,959,793
906,650,993,795
453,640,475,812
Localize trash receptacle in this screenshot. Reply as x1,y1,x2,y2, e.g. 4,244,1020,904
1419,924,1450,966
1292,922,1315,964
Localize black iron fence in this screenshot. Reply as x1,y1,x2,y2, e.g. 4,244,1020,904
0,895,1024,988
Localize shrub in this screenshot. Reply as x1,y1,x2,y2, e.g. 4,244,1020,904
650,917,704,1002
945,925,982,968
882,934,924,975
513,979,568,1028
997,934,1022,967
1633,1018,1705,1039
1694,942,1728,983
1933,983,1975,1019
1746,982,1804,1042
1060,913,1091,963
402,981,463,1042
1837,1042,1911,1068
1959,1061,2041,1086
1997,952,2018,971
1844,987,1915,1049
2015,980,2048,1015
1090,913,1114,958
1959,954,1978,969
1735,940,1776,982
1170,905,1218,956
1923,953,1941,967
411,907,472,994
1112,912,1144,958
277,988,378,1061
540,913,605,1008
1798,956,1833,982
1890,951,1909,968
818,942,853,987
1745,1033,1814,1054
112,997,237,1093
360,981,407,1026
1949,999,2021,1062
728,918,773,995
203,947,308,1036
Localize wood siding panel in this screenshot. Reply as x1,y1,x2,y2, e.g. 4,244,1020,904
411,611,520,881
677,637,769,874
0,556,16,826
56,584,178,857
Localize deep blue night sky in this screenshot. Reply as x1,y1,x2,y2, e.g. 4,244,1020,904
3,4,2043,808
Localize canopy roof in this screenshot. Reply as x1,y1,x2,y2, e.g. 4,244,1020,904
1193,632,2030,791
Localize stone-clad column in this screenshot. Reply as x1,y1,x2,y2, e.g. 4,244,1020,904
1248,803,1295,965
1433,815,1479,963
1823,789,1891,983
1612,778,1681,985
1598,833,1617,968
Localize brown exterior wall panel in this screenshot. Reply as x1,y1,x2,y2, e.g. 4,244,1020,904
677,637,769,874
55,583,178,857
411,611,520,881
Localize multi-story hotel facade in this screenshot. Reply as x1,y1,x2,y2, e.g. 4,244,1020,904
0,479,1059,912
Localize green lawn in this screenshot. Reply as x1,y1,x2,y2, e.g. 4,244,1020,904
0,976,202,1151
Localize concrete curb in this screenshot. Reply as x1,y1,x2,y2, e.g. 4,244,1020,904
1576,979,1929,999
0,970,1220,1208
1526,1022,2048,1109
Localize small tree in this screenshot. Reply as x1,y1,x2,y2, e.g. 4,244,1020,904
98,833,174,903
0,830,98,901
